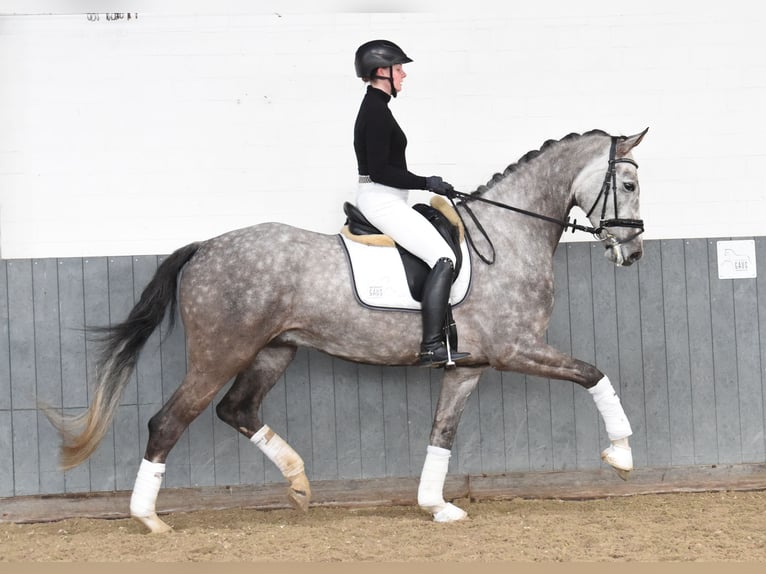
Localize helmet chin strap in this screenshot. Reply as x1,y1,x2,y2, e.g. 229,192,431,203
372,66,397,97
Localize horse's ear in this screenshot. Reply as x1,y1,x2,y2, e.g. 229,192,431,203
616,127,649,156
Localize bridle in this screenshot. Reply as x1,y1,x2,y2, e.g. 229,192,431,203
583,136,644,251
447,136,644,265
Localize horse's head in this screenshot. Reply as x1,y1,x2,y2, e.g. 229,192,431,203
573,129,648,266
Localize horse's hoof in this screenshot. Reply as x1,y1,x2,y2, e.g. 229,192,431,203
133,512,173,534
601,442,633,481
433,502,468,523
287,473,311,512
614,468,631,481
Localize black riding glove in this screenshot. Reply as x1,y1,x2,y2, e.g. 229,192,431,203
425,176,455,197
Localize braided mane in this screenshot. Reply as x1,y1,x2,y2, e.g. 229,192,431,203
472,129,609,195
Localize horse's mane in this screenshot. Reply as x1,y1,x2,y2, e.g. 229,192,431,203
472,129,610,195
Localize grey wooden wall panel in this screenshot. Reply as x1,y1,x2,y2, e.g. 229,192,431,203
708,240,742,464
478,368,506,474
38,409,64,494
8,260,36,410
638,241,672,467
615,263,647,468
308,351,337,481
114,405,140,490
357,364,386,478
405,366,433,475
1,261,11,411
660,240,694,466
12,410,38,495
549,246,577,471
684,239,718,464
381,366,409,477
733,273,764,462
1,236,765,499
503,371,531,471
33,259,62,410
591,244,619,452
566,243,601,469
283,348,313,480
757,238,766,462
88,425,116,493
525,376,553,472
58,259,87,410
0,411,13,497
334,359,363,480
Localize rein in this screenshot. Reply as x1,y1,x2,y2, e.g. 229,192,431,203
447,136,644,265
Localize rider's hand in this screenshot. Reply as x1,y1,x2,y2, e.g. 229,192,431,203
425,176,455,197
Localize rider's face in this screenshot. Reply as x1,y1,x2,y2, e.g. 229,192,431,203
391,64,406,92
375,64,406,93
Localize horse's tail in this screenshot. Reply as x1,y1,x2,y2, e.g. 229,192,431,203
44,242,201,470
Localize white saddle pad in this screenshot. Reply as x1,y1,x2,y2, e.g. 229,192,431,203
338,234,472,311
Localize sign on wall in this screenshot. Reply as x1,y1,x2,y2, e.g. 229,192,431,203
717,240,757,279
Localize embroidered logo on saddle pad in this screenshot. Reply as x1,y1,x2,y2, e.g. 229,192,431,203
338,197,472,312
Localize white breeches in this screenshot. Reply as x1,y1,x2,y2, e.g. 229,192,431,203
356,182,455,268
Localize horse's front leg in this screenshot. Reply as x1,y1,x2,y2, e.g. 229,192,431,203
495,341,633,479
418,366,484,522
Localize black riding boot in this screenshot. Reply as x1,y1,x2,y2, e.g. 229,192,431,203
418,257,471,368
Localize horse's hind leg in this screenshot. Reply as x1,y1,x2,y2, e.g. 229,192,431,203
131,366,238,533
418,367,484,523
215,344,310,511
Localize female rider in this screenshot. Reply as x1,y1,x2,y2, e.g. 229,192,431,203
353,39,470,367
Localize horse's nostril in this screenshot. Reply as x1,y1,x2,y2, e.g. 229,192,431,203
627,251,642,264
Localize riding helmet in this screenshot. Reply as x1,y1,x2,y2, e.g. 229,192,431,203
354,39,413,79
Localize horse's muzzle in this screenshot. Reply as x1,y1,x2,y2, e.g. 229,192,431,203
605,239,643,267
601,228,643,266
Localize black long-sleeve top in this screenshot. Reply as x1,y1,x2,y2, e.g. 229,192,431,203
353,86,428,190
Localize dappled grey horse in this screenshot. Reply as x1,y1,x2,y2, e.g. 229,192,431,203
46,128,648,533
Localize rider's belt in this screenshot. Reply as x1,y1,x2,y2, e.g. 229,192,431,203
358,175,372,183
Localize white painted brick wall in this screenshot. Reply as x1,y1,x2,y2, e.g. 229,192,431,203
1,1,764,258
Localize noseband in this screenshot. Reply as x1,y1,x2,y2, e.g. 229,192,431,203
584,137,644,249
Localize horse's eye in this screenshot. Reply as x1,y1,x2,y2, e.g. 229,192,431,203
623,182,636,193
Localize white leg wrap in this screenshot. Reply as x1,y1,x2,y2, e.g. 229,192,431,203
417,445,467,522
251,425,305,478
129,459,165,518
588,376,633,440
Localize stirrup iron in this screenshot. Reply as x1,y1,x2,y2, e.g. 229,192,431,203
445,334,455,367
